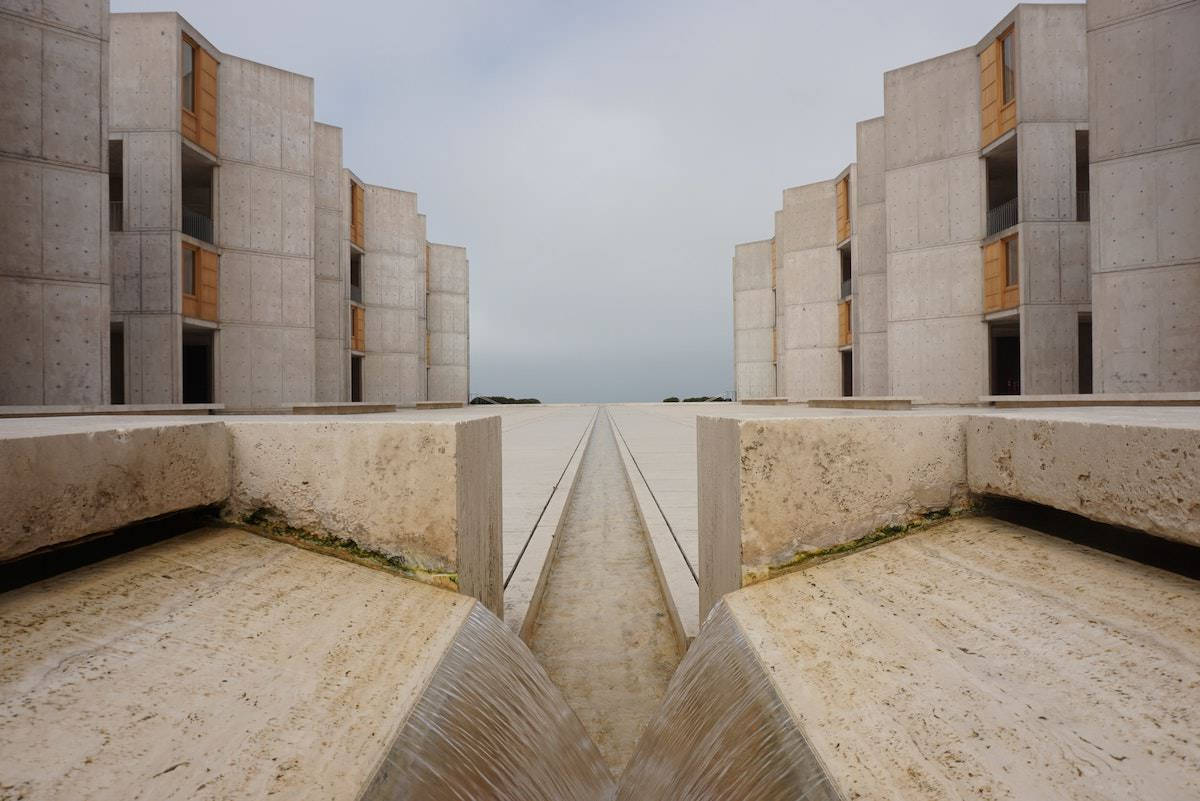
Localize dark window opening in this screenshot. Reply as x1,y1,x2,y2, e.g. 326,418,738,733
1001,29,1015,105
110,325,124,404
989,322,1021,396
1004,236,1019,287
841,350,853,398
839,246,852,299
181,37,196,112
1078,317,1093,394
182,246,197,295
182,328,214,404
985,135,1019,236
181,145,214,243
1075,130,1090,222
350,253,363,304
351,355,364,402
108,140,123,232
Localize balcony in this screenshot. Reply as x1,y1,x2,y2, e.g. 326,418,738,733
183,207,214,243
110,201,123,232
986,196,1017,236
840,277,852,300
1077,191,1090,222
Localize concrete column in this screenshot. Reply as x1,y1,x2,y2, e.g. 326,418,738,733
1088,0,1200,392
853,117,890,395
427,243,470,404
732,240,776,399
883,47,987,402
0,0,110,405
313,122,346,401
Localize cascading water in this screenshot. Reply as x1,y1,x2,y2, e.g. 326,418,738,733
616,602,839,800
361,602,616,800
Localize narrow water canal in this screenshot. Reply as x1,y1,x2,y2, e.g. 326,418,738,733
528,408,681,779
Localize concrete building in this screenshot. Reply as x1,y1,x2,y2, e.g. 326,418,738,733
427,243,471,405
0,0,111,405
732,240,776,399
1087,0,1200,392
735,3,1094,402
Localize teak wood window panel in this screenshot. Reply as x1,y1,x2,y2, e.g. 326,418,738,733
983,235,1020,313
351,304,366,352
838,299,853,348
835,177,850,244
181,35,218,155
350,183,365,249
980,26,1016,148
181,242,219,322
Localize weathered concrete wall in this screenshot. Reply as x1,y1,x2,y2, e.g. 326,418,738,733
218,54,316,406
362,185,423,405
1088,0,1200,392
697,413,969,617
732,239,776,399
427,242,470,404
0,0,110,405
225,416,502,613
313,123,346,401
884,48,986,402
775,181,840,400
854,118,889,396
967,409,1200,547
0,418,230,561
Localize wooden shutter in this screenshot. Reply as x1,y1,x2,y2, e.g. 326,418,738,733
838,300,852,347
983,240,1005,312
835,177,850,243
195,48,219,154
1001,235,1020,310
351,183,365,248
351,305,365,352
198,248,219,321
980,39,1001,147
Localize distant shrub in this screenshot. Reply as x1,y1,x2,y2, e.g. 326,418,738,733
470,396,541,405
683,396,731,403
662,397,680,403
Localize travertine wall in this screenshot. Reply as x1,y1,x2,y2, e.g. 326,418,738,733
217,54,316,406
1088,0,1200,392
427,243,470,404
732,239,776,399
775,181,840,400
884,47,986,402
362,185,423,405
853,118,889,396
313,123,346,401
0,0,110,405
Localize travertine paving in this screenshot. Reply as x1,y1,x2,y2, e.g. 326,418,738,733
528,410,680,777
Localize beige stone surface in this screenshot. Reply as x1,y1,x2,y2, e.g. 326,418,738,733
722,516,1200,800
0,418,230,561
968,408,1200,547
224,416,502,614
0,527,472,800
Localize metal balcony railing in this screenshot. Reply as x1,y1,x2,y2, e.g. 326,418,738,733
182,207,214,243
1077,190,1090,222
986,197,1018,236
109,201,123,231
840,278,852,299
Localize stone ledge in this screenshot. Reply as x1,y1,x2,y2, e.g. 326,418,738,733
0,404,223,418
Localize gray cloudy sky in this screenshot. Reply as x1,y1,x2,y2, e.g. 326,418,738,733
115,0,1072,402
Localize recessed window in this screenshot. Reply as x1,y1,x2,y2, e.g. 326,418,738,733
1004,236,1019,287
181,37,196,112
182,246,197,295
350,253,363,304
1000,29,1015,105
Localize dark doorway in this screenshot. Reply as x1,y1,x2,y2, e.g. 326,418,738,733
989,323,1020,395
351,355,363,402
110,325,124,404
1078,318,1093,394
182,329,213,403
841,351,853,397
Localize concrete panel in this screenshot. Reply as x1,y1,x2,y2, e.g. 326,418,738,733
428,243,469,294
428,365,469,403
42,28,103,169
314,337,344,401
42,282,105,403
782,302,837,350
734,326,772,362
218,249,252,322
138,232,172,313
0,279,44,405
314,278,342,339
781,347,840,400
855,117,886,206
126,314,177,403
732,239,772,291
313,122,342,210
852,201,886,278
855,272,887,334
883,47,979,171
0,158,42,275
428,292,468,333
854,331,889,396
41,163,103,280
968,410,1200,546
1060,221,1091,303
888,243,983,322
780,247,838,306
733,288,774,330
0,16,43,159
1016,5,1088,124
364,351,401,403
126,132,173,231
109,233,139,311
697,413,969,615
109,14,176,133
888,316,988,402
1021,303,1079,394
314,207,340,279
1094,263,1200,392
249,254,283,323
280,257,312,325
0,418,229,560
281,171,313,257
282,326,314,402
1019,123,1079,223
249,165,283,252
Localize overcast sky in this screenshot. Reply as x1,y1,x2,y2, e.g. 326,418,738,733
115,0,1073,402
